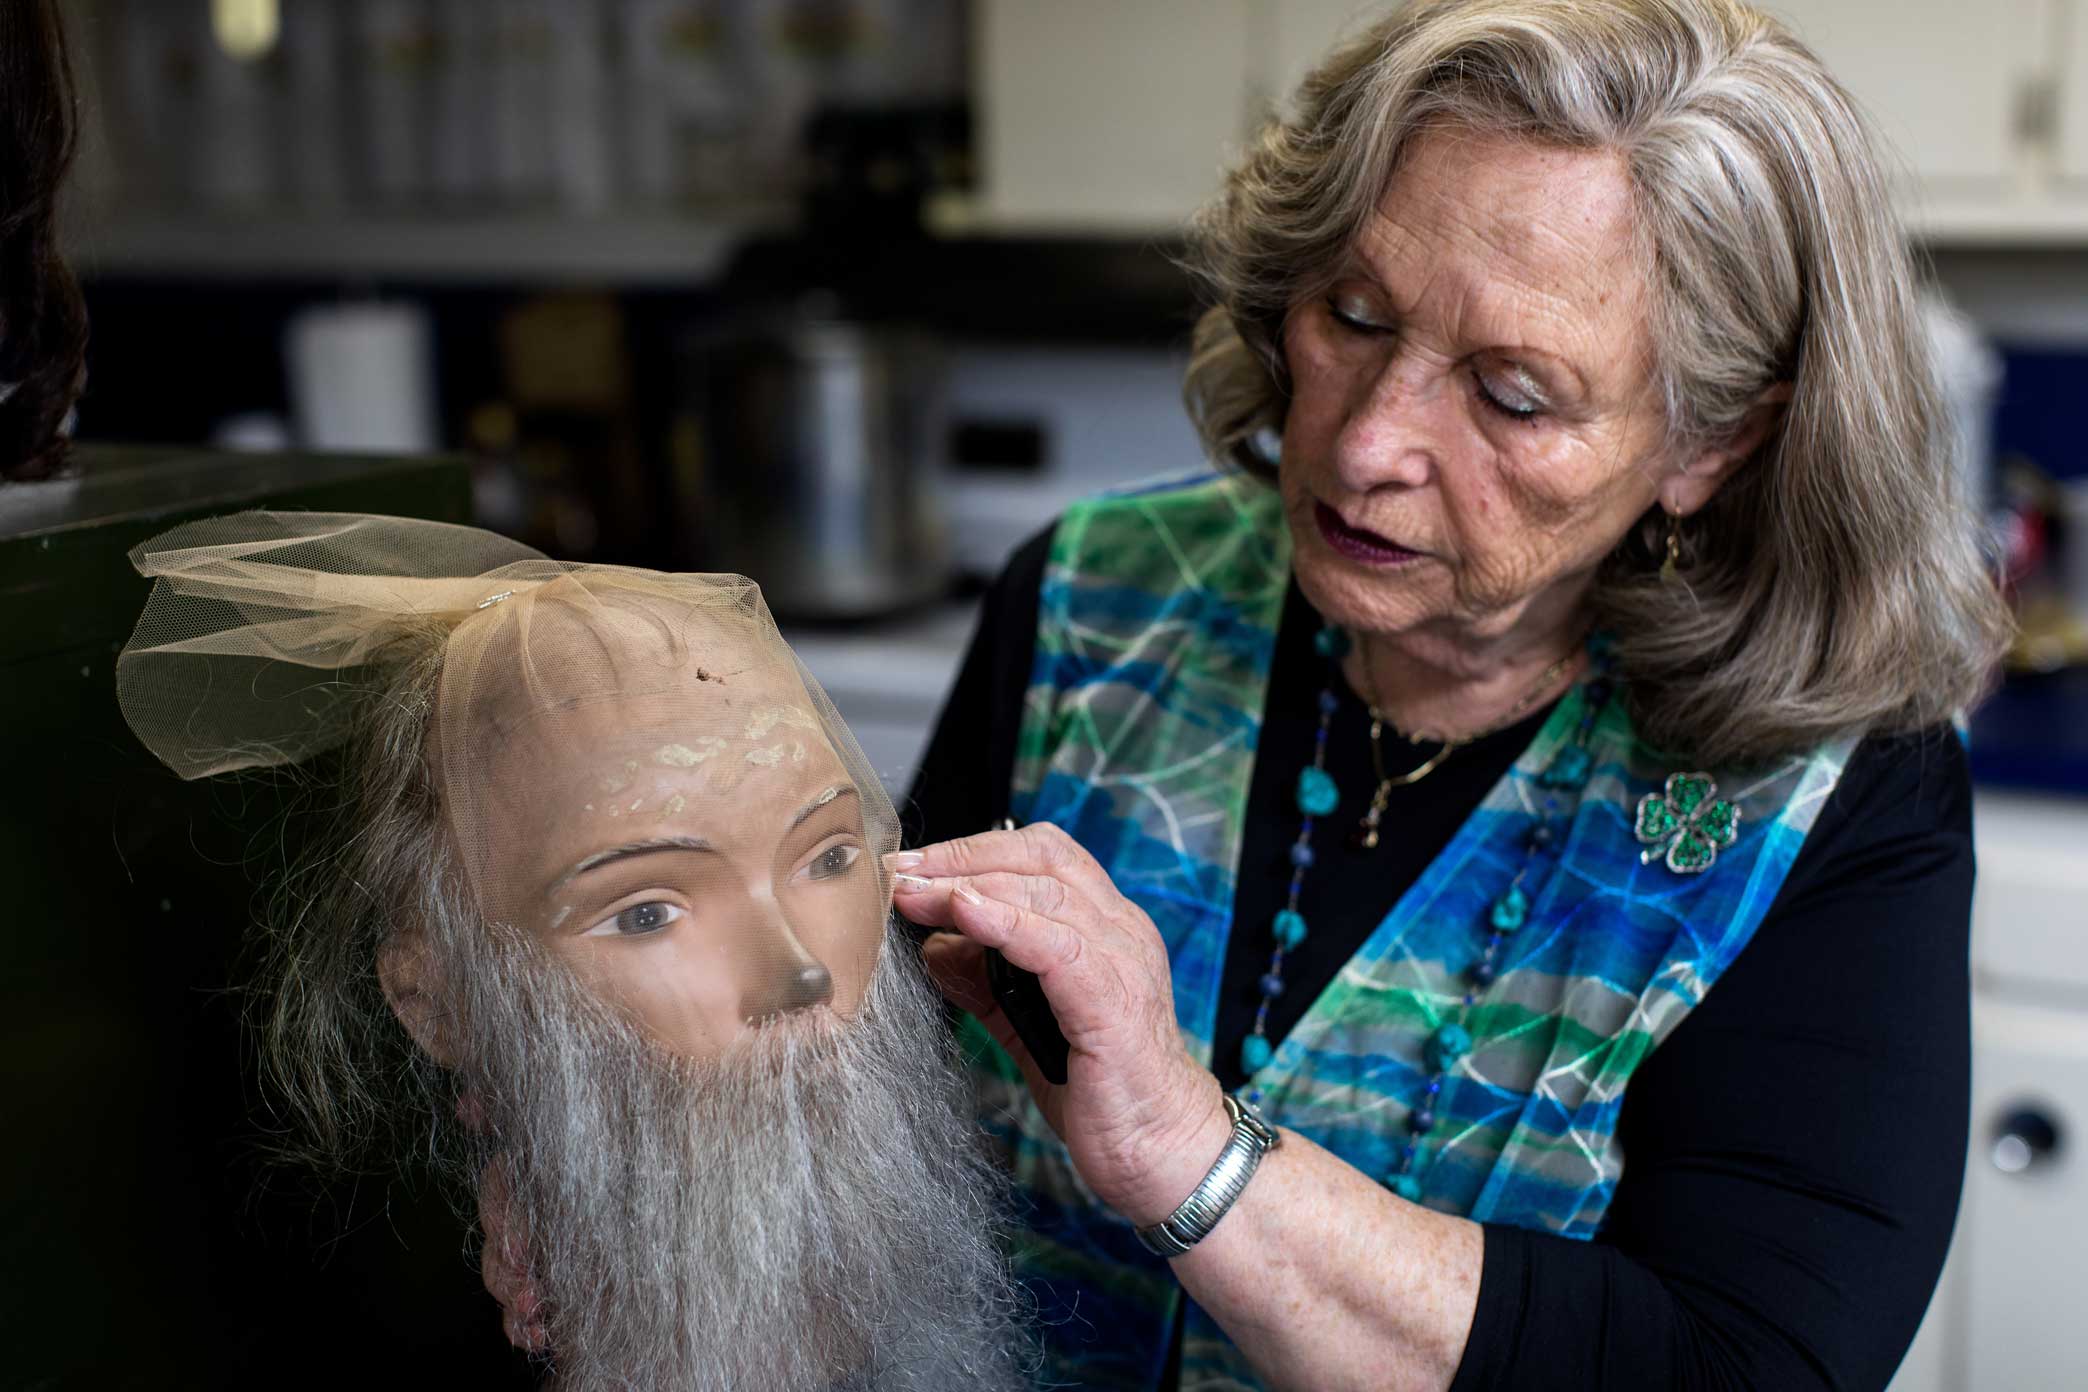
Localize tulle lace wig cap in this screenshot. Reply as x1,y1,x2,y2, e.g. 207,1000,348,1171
118,511,898,1054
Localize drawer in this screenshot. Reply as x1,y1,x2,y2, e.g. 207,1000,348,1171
1971,792,2088,997
1953,996,2088,1387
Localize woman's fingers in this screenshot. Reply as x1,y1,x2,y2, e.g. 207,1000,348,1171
478,1159,548,1352
478,1163,519,1298
894,836,1219,1224
897,872,1143,1049
503,1308,549,1354
895,823,1114,900
896,871,1090,972
886,867,971,931
895,864,1121,945
948,875,1091,975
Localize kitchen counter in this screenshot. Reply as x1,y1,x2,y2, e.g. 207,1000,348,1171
781,599,981,803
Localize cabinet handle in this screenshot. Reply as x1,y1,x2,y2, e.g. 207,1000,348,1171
2012,71,2059,148
1990,1104,2063,1175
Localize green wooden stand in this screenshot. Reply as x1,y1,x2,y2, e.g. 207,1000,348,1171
1,449,532,1387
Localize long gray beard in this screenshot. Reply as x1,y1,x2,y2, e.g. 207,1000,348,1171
451,928,1029,1392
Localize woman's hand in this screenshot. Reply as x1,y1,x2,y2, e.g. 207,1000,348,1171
889,824,1233,1224
478,1158,549,1354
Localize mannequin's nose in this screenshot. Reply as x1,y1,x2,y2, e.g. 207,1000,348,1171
737,898,838,1021
748,958,834,1020
779,961,834,1013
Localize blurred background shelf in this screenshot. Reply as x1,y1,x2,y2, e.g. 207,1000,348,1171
64,206,785,285
67,196,2088,292
1912,200,2088,248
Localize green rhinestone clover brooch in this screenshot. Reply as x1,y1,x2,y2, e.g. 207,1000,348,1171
1633,772,1741,874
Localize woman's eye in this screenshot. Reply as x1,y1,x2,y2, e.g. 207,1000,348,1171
584,902,682,938
1327,297,1391,335
1474,371,1542,421
806,844,862,881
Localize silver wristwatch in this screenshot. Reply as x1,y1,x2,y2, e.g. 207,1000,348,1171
1134,1093,1282,1259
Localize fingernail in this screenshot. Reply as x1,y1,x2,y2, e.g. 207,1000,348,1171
953,880,984,906
886,851,924,870
892,872,932,892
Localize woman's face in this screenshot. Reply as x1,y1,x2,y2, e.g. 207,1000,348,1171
473,657,886,1061
1278,127,1671,645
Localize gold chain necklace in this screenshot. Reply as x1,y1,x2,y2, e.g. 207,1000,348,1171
1352,639,1587,850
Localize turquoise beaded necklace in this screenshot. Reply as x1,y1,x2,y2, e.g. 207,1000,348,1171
1240,624,1614,1201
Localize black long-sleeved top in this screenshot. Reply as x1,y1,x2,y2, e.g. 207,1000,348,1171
903,527,1971,1392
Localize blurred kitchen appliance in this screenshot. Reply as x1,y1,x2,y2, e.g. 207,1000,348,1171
939,342,1210,577
284,300,439,455
671,310,950,620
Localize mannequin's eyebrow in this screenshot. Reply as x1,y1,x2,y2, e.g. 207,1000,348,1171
790,784,859,832
556,837,711,889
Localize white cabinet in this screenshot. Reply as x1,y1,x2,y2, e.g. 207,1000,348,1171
973,0,2088,243
1774,0,2088,240
1773,1,2047,193
1888,995,2088,1392
974,0,1254,232
1886,792,2088,1391
1256,0,1379,118
1954,998,2088,1388
2061,0,2088,184
1969,792,2088,995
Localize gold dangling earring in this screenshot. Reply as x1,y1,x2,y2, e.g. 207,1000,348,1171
1659,509,1682,584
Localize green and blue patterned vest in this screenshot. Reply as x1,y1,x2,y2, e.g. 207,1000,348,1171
960,473,1851,1391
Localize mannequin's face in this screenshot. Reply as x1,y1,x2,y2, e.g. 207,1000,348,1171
468,637,885,1059
394,591,1015,1390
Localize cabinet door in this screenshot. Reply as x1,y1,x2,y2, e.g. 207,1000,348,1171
1272,2,2048,198
1266,2,2050,223
974,0,1253,232
1954,996,2088,1387
1774,0,2046,196
1971,793,2088,994
1255,0,1380,118
2061,0,2088,182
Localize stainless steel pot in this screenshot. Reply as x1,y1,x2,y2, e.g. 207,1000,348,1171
672,314,950,621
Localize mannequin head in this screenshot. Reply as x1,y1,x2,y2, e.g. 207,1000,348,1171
117,525,1022,1392
337,575,1023,1390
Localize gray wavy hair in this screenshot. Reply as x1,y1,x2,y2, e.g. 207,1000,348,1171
1184,0,2013,766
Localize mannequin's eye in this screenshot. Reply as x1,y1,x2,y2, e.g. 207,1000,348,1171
806,844,861,881
584,902,682,938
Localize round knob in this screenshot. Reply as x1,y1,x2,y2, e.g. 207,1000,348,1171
1990,1104,2063,1175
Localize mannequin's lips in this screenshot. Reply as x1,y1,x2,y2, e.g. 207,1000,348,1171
1313,501,1422,566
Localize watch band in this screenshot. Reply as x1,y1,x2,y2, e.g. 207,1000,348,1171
1134,1093,1282,1259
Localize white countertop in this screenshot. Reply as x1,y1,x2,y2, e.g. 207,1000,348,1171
783,598,982,797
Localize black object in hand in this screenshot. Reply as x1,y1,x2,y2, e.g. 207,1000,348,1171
984,946,1070,1085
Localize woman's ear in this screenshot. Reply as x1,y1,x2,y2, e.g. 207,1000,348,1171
378,935,457,1067
1658,381,1794,517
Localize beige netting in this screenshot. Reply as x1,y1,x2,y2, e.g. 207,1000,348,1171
118,510,898,1052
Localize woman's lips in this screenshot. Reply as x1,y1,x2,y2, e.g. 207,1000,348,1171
1312,501,1422,566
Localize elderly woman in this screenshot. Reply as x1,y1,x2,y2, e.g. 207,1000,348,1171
894,0,2012,1389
